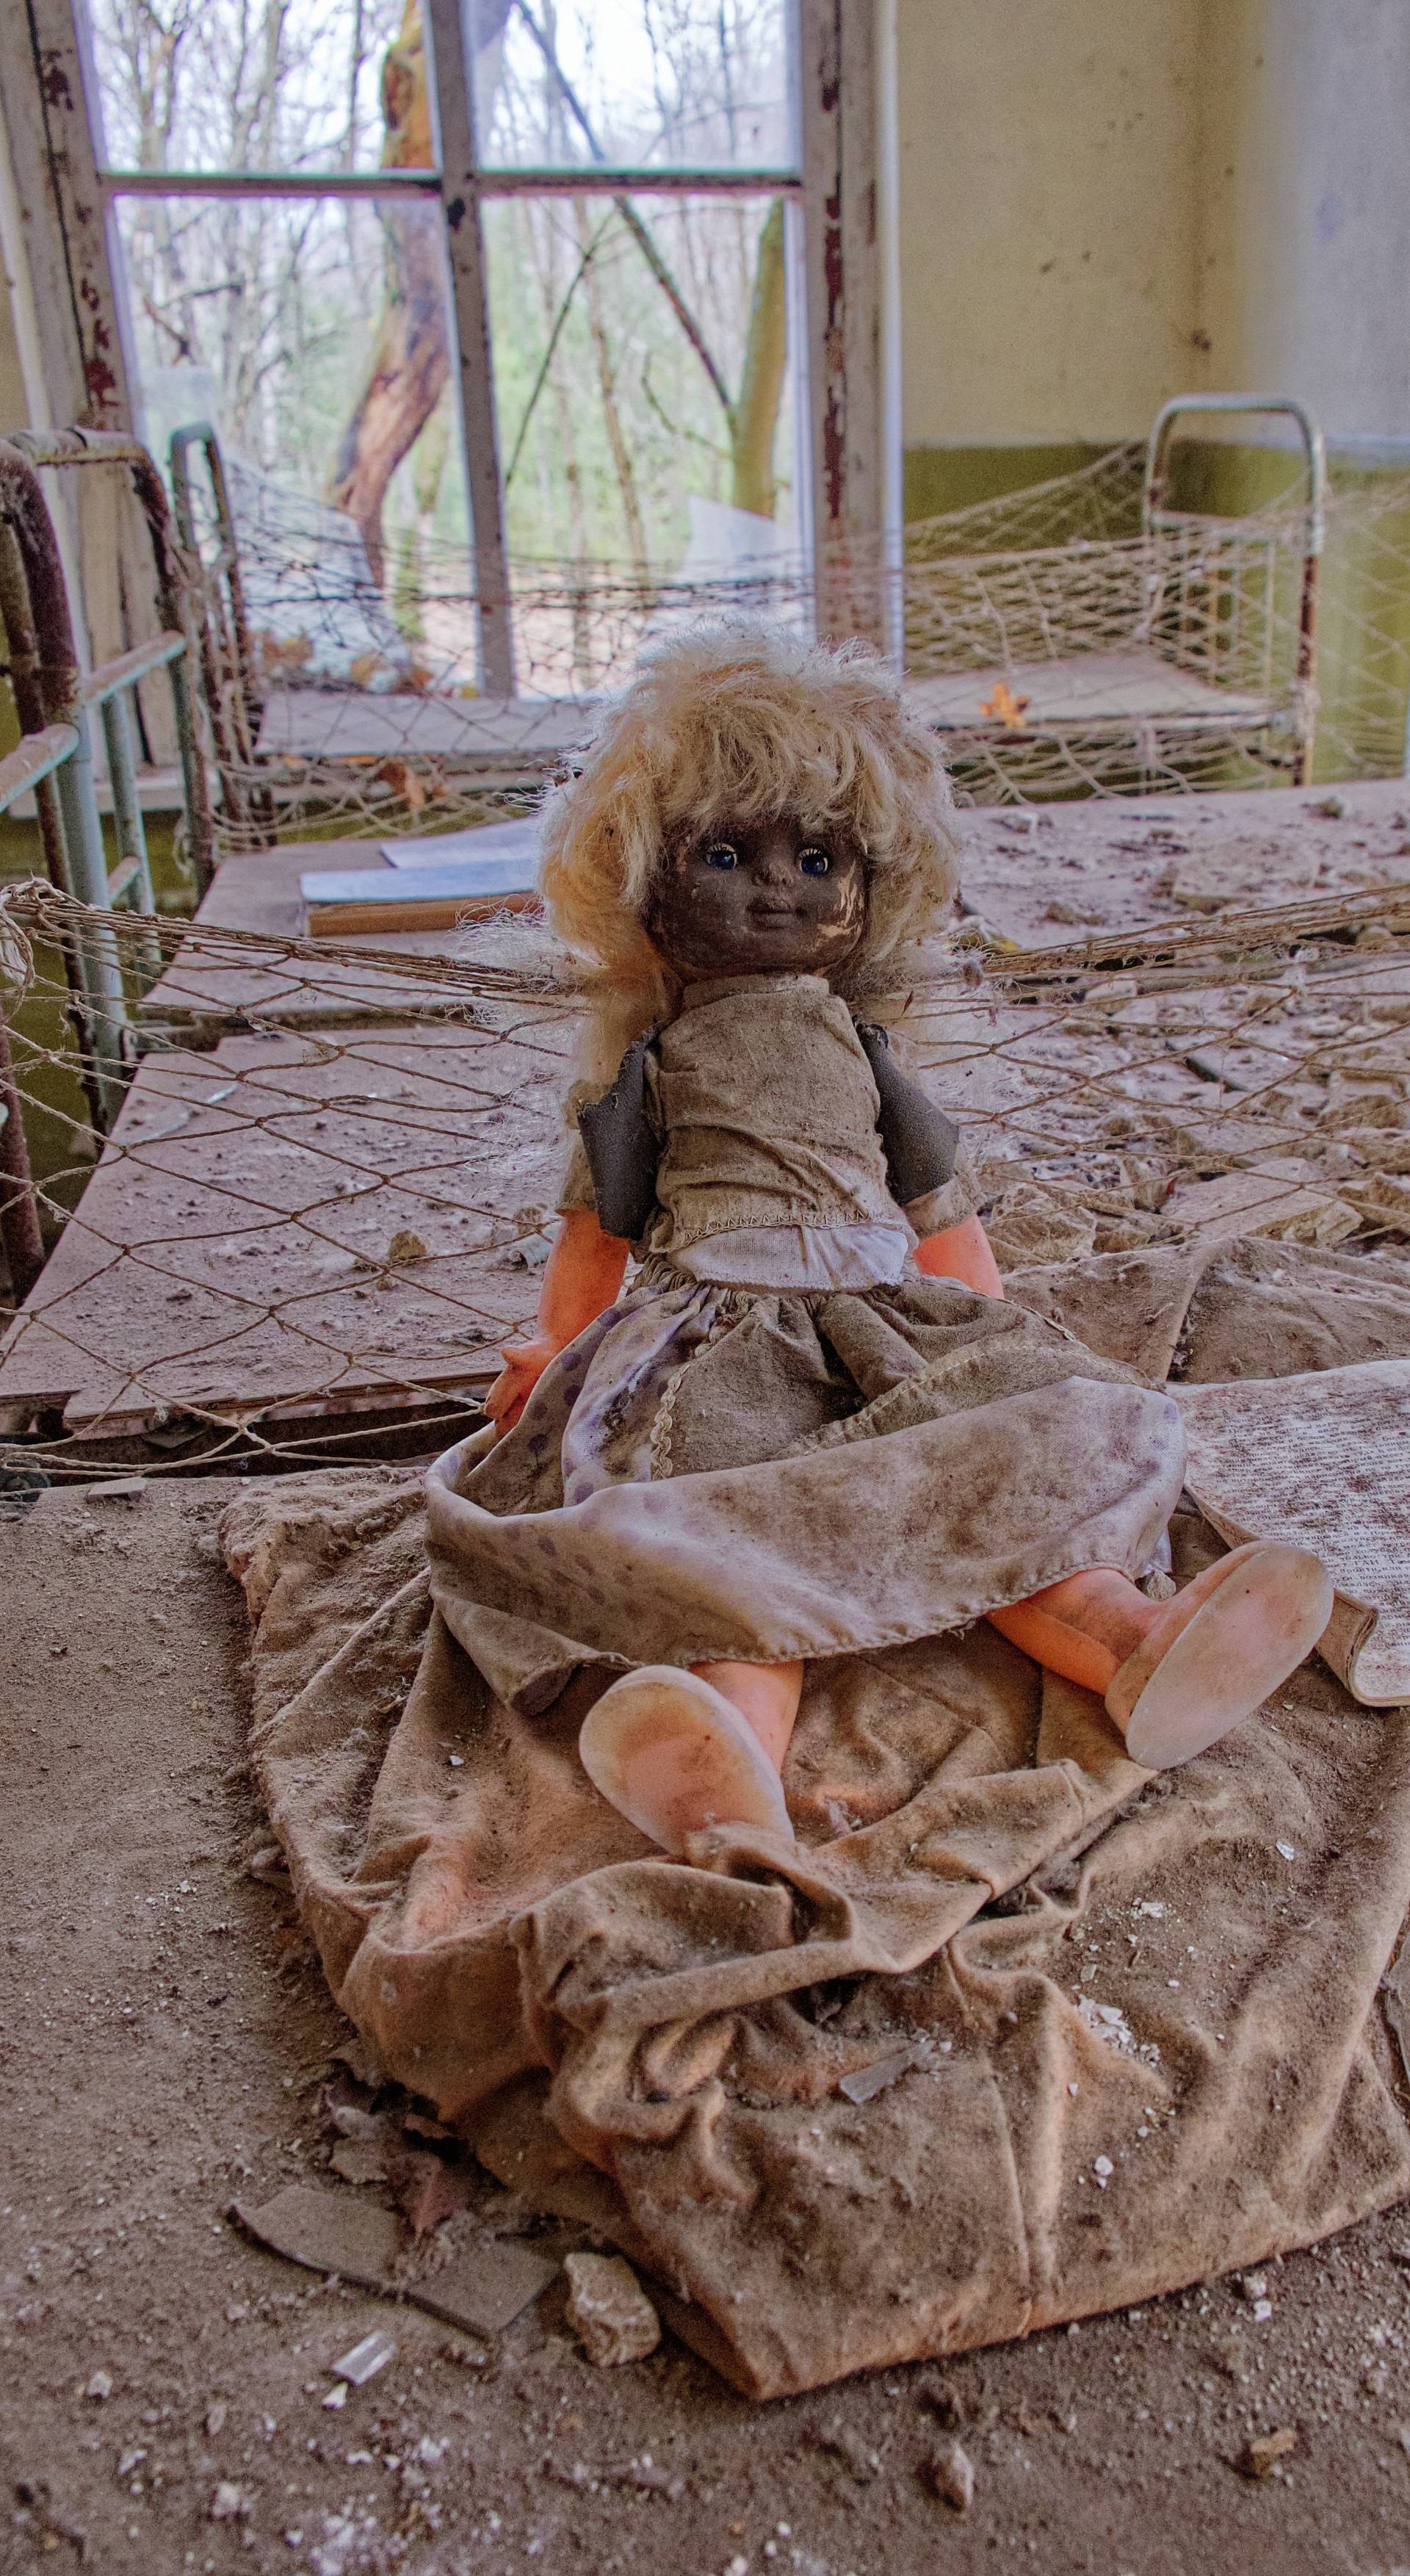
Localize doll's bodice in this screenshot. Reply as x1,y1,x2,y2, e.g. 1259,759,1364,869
560,972,974,1293
643,975,902,1282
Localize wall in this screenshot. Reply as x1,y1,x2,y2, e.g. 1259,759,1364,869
895,0,1209,514
894,0,1410,517
1200,0,1410,447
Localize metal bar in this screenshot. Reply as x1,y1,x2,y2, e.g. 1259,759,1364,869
99,688,162,972
0,437,124,1122
101,165,440,198
169,425,261,741
424,0,515,696
98,163,800,199
11,428,220,892
471,163,802,196
1142,393,1326,787
798,0,884,649
0,721,80,813
52,707,130,1112
80,629,184,704
168,422,272,847
0,984,46,1305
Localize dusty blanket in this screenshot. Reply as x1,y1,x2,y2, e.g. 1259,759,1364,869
222,1236,1410,2398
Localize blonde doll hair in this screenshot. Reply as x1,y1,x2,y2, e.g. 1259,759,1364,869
538,623,962,1087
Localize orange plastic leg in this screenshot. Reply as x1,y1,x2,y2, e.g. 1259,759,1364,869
986,1567,1158,1695
691,1658,804,1772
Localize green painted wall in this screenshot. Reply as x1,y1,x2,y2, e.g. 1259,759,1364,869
903,443,1115,524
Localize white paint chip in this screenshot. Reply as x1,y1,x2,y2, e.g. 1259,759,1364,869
332,2330,397,2387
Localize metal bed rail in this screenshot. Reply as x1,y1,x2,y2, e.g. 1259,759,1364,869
1142,394,1328,787
0,431,213,1299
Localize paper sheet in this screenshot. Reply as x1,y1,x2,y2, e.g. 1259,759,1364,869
1175,1358,1410,1705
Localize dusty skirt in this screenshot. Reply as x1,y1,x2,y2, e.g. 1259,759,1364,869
425,1259,1187,1711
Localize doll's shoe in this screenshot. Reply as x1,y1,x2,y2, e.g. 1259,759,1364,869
579,1665,795,1855
1106,1540,1334,1769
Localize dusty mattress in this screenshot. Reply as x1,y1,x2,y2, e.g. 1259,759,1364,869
221,1235,1410,2398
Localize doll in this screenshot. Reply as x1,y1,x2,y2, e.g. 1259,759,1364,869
437,627,1331,1859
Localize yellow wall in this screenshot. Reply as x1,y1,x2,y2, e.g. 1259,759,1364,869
897,0,1208,453
897,0,1410,474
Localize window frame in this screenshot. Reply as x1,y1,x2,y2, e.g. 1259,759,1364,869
2,0,884,686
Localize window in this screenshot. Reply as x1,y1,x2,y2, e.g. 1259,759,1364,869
11,0,882,693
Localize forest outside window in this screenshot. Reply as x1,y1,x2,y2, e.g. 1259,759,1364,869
84,0,807,699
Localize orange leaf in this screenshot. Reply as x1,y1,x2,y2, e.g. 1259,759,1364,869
980,680,1031,731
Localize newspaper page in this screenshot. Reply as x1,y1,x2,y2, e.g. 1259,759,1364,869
1174,1357,1410,1707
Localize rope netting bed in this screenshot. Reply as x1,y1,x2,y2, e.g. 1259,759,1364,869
2,875,1409,1478
177,436,1410,851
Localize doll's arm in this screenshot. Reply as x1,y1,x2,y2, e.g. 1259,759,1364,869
853,1020,1001,1294
485,1208,629,1431
914,1212,1005,1299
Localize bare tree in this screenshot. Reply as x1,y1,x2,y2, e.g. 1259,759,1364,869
325,0,516,577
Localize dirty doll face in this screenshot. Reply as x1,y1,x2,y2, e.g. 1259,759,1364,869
646,816,868,982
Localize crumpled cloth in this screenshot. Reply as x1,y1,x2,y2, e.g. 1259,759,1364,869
424,1260,1183,1715
221,1235,1410,2398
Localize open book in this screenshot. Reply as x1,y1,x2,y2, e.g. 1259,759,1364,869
1174,1359,1410,1706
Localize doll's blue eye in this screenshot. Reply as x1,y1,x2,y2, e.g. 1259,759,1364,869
800,847,831,877
704,843,739,870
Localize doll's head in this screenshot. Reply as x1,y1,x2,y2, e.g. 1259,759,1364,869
540,624,961,1076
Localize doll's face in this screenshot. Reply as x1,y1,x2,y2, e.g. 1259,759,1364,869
646,816,868,981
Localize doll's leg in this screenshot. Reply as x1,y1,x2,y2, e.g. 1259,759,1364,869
693,1658,803,1770
987,1545,1332,1768
579,1660,803,1855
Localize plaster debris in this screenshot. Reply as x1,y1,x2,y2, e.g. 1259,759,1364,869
1240,2426,1298,2479
331,2329,397,2387
84,2371,112,2401
328,2138,388,2187
244,1843,289,1887
209,2481,249,2520
924,2439,976,2512
817,2423,880,2483
231,2185,400,2290
204,2400,228,2438
414,2236,559,2336
565,2252,662,2367
839,2043,919,2104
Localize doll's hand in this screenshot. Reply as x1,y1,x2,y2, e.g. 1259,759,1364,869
485,1334,564,1434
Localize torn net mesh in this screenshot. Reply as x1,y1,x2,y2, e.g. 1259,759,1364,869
1,877,1409,1476
176,438,1410,856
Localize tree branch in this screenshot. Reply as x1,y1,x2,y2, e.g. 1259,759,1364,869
511,0,734,422
504,212,610,488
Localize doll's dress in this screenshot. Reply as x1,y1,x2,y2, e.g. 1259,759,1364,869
424,974,1186,1713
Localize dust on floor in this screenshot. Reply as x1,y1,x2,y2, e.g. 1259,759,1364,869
5,1480,1410,2574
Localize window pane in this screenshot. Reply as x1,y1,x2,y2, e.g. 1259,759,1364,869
473,0,794,173
485,190,804,692
114,192,469,688
85,0,426,175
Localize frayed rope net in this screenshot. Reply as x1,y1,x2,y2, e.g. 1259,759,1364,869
2,874,1409,1479
180,440,1410,855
